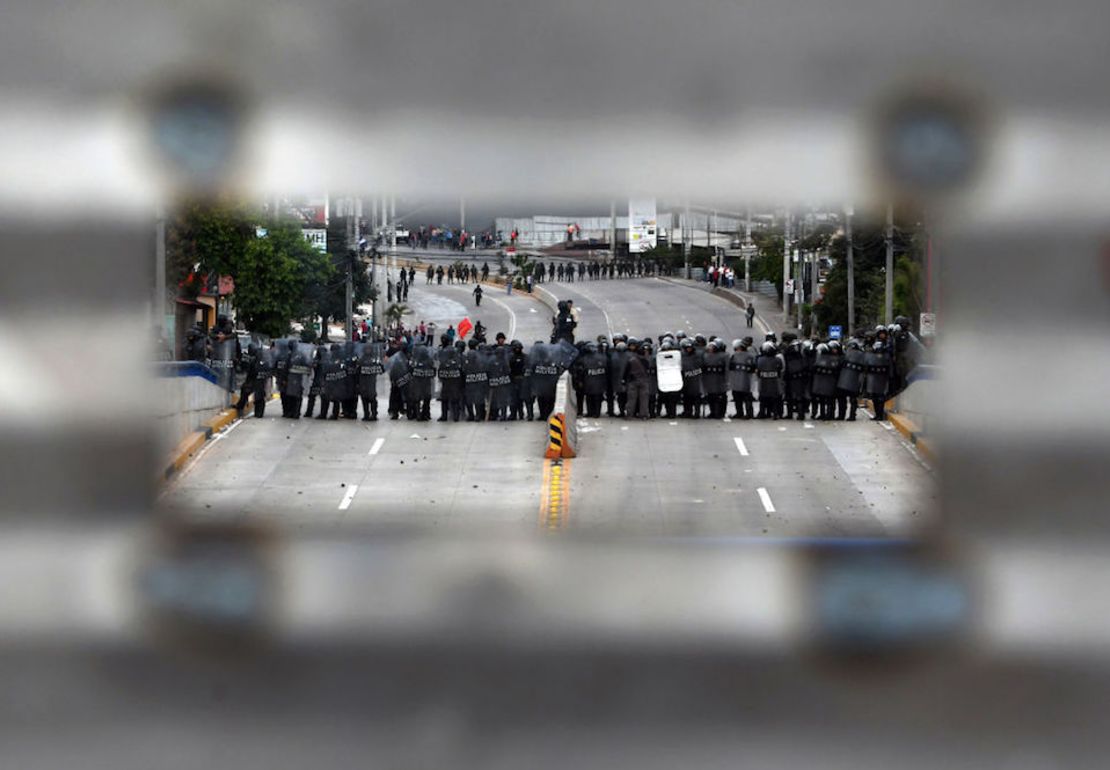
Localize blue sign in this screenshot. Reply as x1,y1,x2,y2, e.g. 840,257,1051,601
828,325,843,340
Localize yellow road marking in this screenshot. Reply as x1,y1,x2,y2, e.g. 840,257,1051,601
538,457,571,531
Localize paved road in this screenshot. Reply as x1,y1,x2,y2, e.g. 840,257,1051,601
161,279,935,538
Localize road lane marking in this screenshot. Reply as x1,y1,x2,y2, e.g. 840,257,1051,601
486,294,517,339
757,487,775,513
804,422,814,429
733,437,750,456
369,437,385,455
338,484,359,511
538,458,571,531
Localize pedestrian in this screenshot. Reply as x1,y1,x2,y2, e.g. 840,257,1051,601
473,284,483,306
745,304,755,328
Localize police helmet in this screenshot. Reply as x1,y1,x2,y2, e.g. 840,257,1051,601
731,339,743,350
660,340,675,351
680,338,695,350
585,341,598,353
828,340,842,352
760,341,777,354
454,340,467,351
675,331,687,340
440,334,451,346
615,341,628,352
510,339,523,351
873,341,885,351
817,343,829,354
467,338,479,350
694,334,707,346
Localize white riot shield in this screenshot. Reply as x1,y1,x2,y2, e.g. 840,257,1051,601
656,350,683,393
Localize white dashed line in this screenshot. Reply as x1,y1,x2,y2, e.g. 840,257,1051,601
756,487,775,513
338,484,359,511
733,437,749,456
804,422,814,429
368,437,385,455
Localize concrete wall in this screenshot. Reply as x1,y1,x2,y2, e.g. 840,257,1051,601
891,376,937,440
154,366,232,458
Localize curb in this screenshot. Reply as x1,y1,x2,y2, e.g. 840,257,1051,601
886,409,936,464
161,392,274,483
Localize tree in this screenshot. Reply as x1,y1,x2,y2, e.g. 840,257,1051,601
750,230,785,290
165,199,255,297
813,213,923,333
233,221,334,338
385,302,413,329
305,216,377,339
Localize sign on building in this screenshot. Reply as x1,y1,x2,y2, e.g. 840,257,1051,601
628,198,657,254
920,312,937,337
303,228,327,253
828,325,843,340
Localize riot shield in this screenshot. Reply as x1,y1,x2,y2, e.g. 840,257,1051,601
436,346,463,401
487,346,512,410
410,344,436,401
388,350,414,391
656,350,683,393
309,344,329,397
286,341,315,397
608,348,629,395
352,342,381,398
207,337,239,392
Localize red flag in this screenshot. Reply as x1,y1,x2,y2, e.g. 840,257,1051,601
457,317,473,339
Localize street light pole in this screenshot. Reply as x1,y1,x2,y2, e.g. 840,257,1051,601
884,202,894,324
345,197,354,341
683,201,690,279
744,206,752,292
845,204,856,337
155,202,166,346
782,209,792,325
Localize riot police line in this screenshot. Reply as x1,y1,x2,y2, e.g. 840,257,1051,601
227,335,580,423
565,321,914,423
210,306,918,426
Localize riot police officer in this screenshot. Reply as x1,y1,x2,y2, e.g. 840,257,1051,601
728,338,755,420
679,338,704,419
836,338,865,421
755,340,785,419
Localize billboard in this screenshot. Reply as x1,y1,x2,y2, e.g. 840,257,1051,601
628,198,657,254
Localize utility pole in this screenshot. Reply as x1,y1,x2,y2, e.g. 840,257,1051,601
154,203,166,345
782,209,792,325
345,197,355,341
744,206,752,292
609,200,616,257
389,194,397,275
683,201,690,279
884,202,894,324
460,197,466,231
845,204,856,337
810,242,819,312
711,209,718,267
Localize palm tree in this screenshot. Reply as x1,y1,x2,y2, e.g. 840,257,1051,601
386,302,413,330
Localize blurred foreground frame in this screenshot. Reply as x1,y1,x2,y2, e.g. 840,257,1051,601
2,3,1110,765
